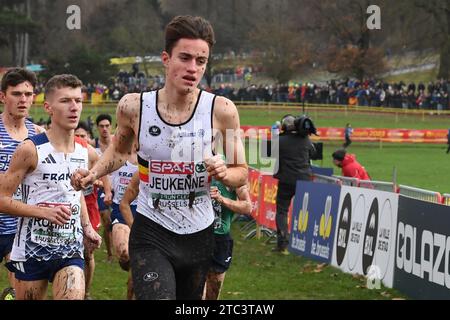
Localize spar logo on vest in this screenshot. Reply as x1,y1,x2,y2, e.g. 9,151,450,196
148,160,210,210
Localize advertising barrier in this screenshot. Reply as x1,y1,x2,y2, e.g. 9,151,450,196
247,167,450,298
240,126,448,144
289,181,341,263
394,196,450,299
255,173,293,232
258,174,278,231
331,186,399,288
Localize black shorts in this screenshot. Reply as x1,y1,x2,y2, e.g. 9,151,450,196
210,233,234,273
0,234,15,263
129,213,215,300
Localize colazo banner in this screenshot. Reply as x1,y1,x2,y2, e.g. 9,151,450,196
394,196,450,299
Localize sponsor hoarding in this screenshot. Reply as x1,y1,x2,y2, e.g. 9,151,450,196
394,196,450,299
289,181,341,263
331,186,399,288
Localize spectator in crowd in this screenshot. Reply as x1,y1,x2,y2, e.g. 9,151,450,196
332,149,371,180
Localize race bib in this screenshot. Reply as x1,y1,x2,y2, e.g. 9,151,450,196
30,202,78,246
146,160,209,210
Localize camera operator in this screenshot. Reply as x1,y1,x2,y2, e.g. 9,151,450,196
272,115,317,254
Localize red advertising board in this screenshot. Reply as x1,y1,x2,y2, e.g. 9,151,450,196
241,126,447,144
257,173,293,232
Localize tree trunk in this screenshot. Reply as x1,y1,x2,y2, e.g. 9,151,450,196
437,8,450,80
23,0,31,66
438,37,450,80
12,33,19,66
205,59,213,88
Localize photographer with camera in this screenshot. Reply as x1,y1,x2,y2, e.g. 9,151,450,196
272,115,317,254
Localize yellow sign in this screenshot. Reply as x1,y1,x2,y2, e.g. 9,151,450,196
110,57,137,65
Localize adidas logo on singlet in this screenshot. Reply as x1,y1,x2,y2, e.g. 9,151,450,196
41,154,57,164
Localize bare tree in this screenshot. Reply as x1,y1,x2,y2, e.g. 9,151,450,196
311,0,386,81
0,0,36,66
414,0,450,79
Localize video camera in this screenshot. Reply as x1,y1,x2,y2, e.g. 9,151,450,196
281,114,318,137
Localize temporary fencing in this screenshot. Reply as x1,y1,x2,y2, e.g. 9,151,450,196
398,184,443,204
442,194,450,206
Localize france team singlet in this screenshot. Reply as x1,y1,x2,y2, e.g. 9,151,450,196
137,90,216,234
0,117,36,235
111,160,138,206
11,134,88,261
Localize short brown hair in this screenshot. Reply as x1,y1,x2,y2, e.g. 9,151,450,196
1,68,37,92
44,74,83,98
165,15,215,55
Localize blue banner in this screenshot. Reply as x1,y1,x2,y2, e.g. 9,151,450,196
289,181,341,263
311,166,334,177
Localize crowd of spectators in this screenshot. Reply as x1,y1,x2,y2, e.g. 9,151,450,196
33,69,450,110
210,78,450,110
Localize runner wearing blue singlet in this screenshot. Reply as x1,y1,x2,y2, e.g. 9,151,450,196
0,68,44,300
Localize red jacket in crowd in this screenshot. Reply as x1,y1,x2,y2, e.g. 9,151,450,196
341,154,371,180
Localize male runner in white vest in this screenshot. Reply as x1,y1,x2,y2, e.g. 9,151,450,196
71,15,248,300
0,74,101,300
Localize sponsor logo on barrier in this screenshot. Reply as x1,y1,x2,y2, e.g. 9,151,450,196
363,199,379,275
319,196,333,239
396,222,450,288
297,193,309,233
263,183,277,205
249,178,259,197
347,194,366,271
336,193,352,266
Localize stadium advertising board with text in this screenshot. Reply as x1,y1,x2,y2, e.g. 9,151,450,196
289,181,340,263
331,186,399,288
394,196,450,299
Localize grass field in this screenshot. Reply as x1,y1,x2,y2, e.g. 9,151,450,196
1,103,449,300
0,222,408,300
